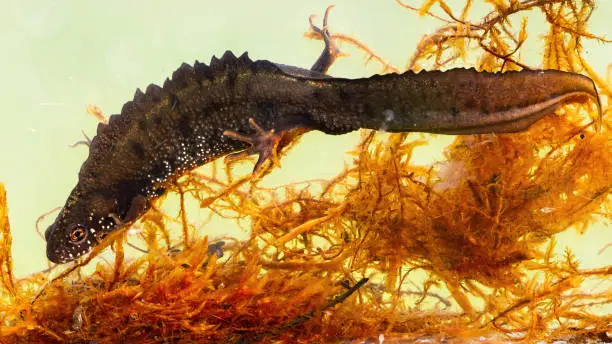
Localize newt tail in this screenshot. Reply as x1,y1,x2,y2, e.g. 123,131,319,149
45,9,601,264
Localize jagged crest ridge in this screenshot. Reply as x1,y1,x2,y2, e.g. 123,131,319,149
91,51,280,144
81,51,282,180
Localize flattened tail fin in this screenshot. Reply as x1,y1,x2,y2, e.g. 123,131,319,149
321,68,604,136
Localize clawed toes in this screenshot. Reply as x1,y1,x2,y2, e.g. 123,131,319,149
223,118,284,177
309,5,335,34
309,5,346,73
68,129,92,148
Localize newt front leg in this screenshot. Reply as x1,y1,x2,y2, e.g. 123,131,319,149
223,118,284,176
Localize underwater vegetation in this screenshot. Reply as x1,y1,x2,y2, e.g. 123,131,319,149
1,0,611,343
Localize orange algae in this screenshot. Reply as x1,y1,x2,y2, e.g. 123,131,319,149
2,1,612,343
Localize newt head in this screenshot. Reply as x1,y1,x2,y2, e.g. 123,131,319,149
45,188,118,264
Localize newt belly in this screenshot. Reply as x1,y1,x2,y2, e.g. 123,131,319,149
44,31,601,265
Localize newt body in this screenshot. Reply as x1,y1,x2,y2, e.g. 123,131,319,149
45,24,600,264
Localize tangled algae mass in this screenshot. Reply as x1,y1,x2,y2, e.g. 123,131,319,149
1,0,612,343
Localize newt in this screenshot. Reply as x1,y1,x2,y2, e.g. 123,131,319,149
45,8,601,264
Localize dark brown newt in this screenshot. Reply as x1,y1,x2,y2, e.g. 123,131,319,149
45,9,601,264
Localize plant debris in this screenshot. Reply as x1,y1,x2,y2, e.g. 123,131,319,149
1,1,611,343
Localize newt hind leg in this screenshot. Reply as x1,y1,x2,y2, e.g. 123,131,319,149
309,5,347,73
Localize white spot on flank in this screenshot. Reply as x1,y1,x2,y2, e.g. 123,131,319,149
383,109,395,122
380,109,396,131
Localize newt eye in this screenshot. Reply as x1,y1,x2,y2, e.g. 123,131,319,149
69,225,88,244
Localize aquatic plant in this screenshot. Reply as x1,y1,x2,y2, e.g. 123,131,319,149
1,1,610,342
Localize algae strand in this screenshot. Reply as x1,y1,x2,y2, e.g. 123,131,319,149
2,1,612,342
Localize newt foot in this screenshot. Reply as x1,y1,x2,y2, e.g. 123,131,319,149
223,118,284,177
68,129,92,148
309,5,347,73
